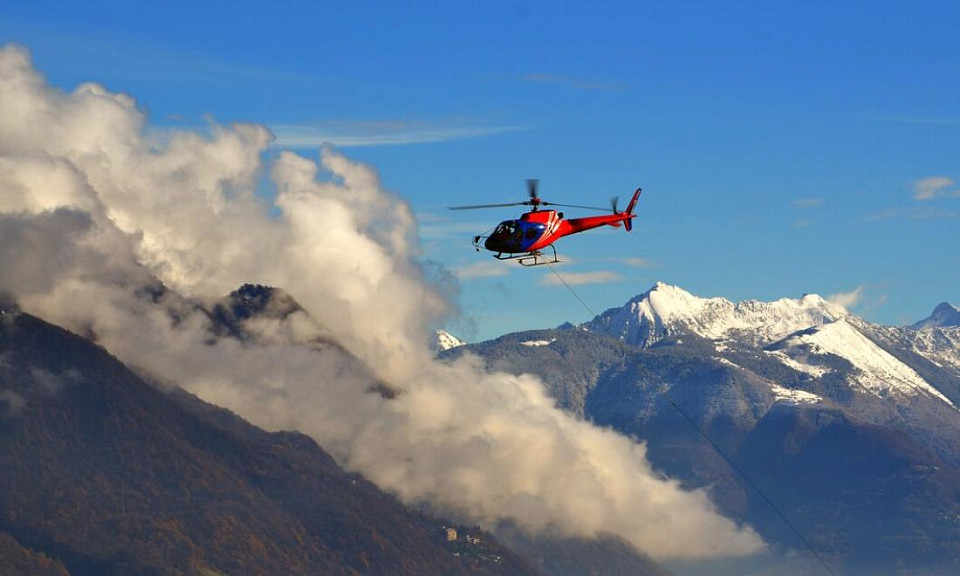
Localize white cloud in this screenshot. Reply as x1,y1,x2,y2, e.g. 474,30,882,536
912,176,957,200
622,257,655,268
540,271,625,286
0,44,764,560
828,286,864,310
792,197,823,208
454,260,512,280
416,213,494,241
271,121,524,148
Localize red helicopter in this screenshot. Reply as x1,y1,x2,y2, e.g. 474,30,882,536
449,180,642,266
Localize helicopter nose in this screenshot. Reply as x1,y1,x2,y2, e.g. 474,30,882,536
484,236,513,253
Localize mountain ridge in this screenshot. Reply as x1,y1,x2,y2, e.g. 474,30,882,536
0,306,540,576
2,286,677,576
447,281,960,574
585,281,847,349
585,282,959,408
913,301,960,329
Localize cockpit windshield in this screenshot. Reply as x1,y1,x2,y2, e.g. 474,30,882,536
484,219,549,254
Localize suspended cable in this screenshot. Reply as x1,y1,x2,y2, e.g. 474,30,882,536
544,262,837,576
663,394,837,576
545,262,597,318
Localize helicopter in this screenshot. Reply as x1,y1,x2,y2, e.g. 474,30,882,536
449,180,642,266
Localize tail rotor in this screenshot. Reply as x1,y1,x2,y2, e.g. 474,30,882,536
623,187,642,232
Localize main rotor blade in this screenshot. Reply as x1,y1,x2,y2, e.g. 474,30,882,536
541,201,612,212
448,202,528,211
527,179,539,199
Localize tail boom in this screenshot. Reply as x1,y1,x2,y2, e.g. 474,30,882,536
556,187,642,237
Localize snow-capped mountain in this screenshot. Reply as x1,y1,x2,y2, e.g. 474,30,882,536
434,329,465,352
913,301,960,329
447,282,960,573
587,282,958,410
586,281,846,348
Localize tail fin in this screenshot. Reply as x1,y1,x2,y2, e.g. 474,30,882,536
623,187,642,232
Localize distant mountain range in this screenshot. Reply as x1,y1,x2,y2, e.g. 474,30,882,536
5,279,959,575
447,282,960,576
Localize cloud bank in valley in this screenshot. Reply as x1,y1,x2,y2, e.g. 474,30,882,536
0,44,764,559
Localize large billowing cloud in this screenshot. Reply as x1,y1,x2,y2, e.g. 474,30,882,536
0,44,763,559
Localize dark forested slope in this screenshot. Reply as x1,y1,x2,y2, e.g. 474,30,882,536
0,306,536,576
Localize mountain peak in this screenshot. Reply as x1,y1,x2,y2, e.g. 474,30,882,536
433,329,465,352
799,292,829,306
225,284,302,320
587,282,846,348
634,281,708,320
912,301,960,329
209,284,305,341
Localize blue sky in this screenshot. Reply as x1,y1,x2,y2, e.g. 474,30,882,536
4,0,959,340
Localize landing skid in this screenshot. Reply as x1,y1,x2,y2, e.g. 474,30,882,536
494,245,560,267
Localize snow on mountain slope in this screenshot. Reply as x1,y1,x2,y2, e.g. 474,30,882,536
587,281,846,348
775,318,955,406
901,302,960,376
434,329,465,352
769,384,822,405
521,339,556,347
846,316,960,383
763,350,830,378
905,327,960,374
713,356,824,405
